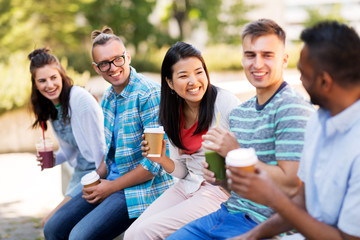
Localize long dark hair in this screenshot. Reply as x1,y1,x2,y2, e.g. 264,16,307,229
160,41,217,150
28,48,73,130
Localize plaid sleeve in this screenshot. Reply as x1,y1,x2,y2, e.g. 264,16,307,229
138,87,166,175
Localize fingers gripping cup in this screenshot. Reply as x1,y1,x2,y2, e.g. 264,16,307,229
81,171,100,188
205,149,226,180
144,126,165,157
36,138,54,170
226,148,258,173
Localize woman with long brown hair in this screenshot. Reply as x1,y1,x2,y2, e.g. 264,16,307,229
28,48,105,226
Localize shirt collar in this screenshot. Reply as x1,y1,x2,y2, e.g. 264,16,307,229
256,81,287,111
320,99,360,136
107,66,136,100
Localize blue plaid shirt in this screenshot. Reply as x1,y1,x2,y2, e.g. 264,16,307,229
101,67,174,218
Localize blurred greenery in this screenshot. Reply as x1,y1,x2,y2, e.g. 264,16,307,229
0,52,90,115
0,0,251,74
163,0,252,44
287,43,302,70
203,44,243,71
0,52,32,115
0,0,254,114
1,0,348,114
303,3,347,28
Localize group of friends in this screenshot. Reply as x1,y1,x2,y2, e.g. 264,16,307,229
28,18,360,240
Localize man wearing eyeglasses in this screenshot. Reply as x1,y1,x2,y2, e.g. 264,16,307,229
43,26,174,240
93,50,129,92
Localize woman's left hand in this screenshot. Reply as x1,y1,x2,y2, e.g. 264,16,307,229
141,137,167,164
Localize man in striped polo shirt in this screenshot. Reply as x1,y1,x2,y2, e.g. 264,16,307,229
229,21,360,240
166,19,314,240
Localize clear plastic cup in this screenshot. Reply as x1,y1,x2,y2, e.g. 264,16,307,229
35,138,54,170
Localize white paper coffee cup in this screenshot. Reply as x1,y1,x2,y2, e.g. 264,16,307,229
226,148,258,173
81,171,100,187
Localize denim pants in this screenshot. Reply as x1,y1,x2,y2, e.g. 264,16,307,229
166,204,258,240
44,190,136,240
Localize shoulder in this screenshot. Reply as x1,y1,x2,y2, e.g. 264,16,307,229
70,86,93,101
229,97,256,121
130,69,161,100
215,87,241,104
69,86,100,111
275,85,311,106
214,87,241,117
132,70,160,92
234,96,256,110
272,85,314,115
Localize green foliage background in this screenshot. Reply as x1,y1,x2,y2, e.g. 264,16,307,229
0,0,252,115
0,53,90,115
0,0,349,114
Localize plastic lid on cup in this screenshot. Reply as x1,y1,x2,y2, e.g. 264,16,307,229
36,138,54,149
144,126,165,134
226,148,258,167
81,171,100,185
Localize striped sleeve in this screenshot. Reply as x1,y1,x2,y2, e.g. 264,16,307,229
273,92,314,161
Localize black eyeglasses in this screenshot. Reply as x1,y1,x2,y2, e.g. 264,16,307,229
94,51,127,72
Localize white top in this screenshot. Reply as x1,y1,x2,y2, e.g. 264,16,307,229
169,87,241,193
53,86,105,168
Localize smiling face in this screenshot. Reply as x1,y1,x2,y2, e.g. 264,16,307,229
242,34,288,95
34,64,63,105
167,57,208,108
92,39,131,94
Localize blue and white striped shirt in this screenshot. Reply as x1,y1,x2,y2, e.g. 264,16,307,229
224,82,314,223
101,67,174,218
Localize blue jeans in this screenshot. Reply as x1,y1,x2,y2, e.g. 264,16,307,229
166,204,258,240
44,190,135,240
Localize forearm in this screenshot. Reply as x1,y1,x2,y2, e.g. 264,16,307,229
270,189,346,240
244,188,304,239
247,190,305,239
257,160,300,196
244,213,294,239
157,155,175,173
110,165,154,192
96,157,108,179
273,198,345,240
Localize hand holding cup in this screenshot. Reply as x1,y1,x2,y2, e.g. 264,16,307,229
142,126,166,162
202,127,239,158
81,171,101,188
225,148,258,173
225,148,259,198
35,138,55,171
81,171,101,203
201,161,216,183
204,148,226,180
